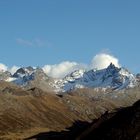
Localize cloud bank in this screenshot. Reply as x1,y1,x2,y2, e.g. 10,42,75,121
0,63,8,72
0,64,19,74
43,53,120,78
0,53,120,78
43,61,86,78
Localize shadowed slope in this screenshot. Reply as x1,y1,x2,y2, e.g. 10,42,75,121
25,121,90,140
25,100,140,140
77,100,140,140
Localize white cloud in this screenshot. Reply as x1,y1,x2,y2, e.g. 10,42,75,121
16,38,33,47
0,52,121,78
0,64,19,74
0,63,8,72
91,53,120,70
42,53,120,78
43,61,86,78
16,38,50,47
9,66,20,75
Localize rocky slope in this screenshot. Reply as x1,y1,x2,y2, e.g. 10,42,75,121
0,86,78,139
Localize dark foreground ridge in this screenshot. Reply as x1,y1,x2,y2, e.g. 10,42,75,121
25,100,140,140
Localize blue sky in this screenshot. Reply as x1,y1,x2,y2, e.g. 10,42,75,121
0,0,140,73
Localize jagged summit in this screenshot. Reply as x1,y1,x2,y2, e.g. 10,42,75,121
51,63,137,92
0,67,51,91
13,67,34,78
107,62,117,68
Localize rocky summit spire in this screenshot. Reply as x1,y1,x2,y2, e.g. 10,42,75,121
107,63,116,69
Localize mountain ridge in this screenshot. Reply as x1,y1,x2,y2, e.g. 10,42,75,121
0,63,138,93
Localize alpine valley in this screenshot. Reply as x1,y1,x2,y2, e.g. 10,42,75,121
0,63,140,140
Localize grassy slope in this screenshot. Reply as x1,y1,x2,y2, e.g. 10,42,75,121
0,82,139,139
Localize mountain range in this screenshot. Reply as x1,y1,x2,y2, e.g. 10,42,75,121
0,63,139,93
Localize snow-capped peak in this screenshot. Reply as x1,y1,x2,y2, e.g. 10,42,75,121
51,63,137,92
13,67,35,78
64,69,85,82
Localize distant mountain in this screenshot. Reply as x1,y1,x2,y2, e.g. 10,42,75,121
0,63,138,93
51,63,137,92
1,66,54,92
